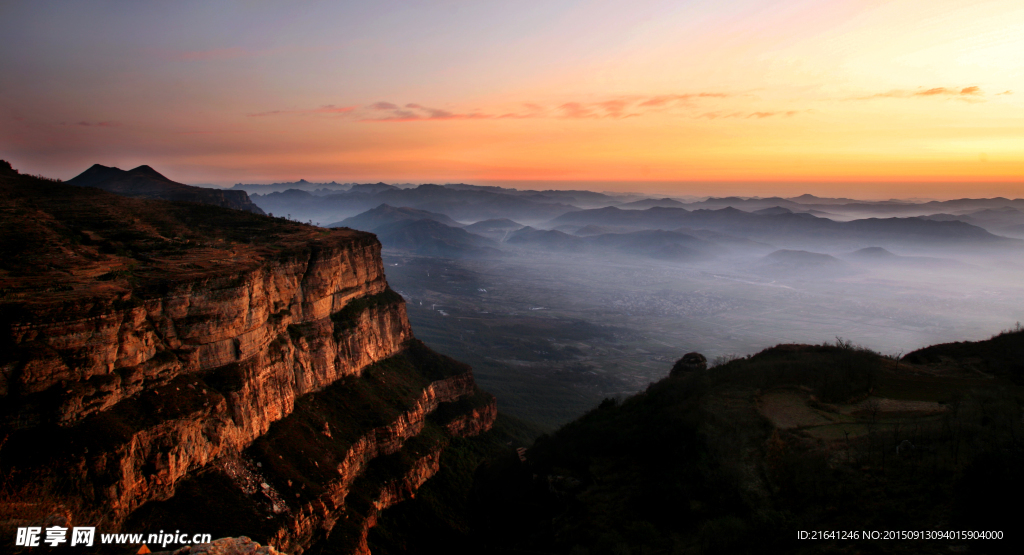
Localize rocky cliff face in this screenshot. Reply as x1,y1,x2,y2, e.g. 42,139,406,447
0,165,495,553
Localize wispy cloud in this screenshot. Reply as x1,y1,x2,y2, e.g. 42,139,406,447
247,92,788,123
854,86,988,101
637,93,730,108
363,103,492,122
558,102,595,119
746,111,799,118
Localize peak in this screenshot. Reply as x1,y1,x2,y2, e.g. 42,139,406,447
126,165,173,182
67,163,125,186
851,246,896,258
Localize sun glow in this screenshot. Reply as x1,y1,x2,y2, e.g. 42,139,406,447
1,0,1021,195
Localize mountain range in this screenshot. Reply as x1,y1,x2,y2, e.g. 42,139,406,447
68,163,264,214
546,205,1014,250
250,184,584,226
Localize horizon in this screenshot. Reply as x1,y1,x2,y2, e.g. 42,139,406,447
38,161,1024,201
2,1,1023,197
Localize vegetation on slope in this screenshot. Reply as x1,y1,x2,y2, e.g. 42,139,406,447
361,332,1024,554
0,160,373,307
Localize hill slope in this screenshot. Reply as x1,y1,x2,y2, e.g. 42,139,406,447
67,163,265,214
331,203,464,231
368,331,1024,554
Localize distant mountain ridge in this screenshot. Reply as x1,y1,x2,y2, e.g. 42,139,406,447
230,179,352,195
546,205,1016,249
68,163,265,214
507,226,718,261
330,204,463,231
373,219,503,259
251,183,583,225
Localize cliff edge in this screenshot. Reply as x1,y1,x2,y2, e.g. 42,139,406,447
0,163,496,553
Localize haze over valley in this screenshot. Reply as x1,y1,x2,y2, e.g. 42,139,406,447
229,174,1024,427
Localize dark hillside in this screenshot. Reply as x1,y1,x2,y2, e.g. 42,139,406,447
368,332,1024,554
904,325,1024,383
67,163,265,214
0,160,342,305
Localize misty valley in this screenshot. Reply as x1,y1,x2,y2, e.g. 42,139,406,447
235,179,1024,429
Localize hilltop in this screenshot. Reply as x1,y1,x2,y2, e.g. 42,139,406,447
0,161,325,305
67,163,264,214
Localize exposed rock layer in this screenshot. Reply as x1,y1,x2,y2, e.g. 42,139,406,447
0,166,495,554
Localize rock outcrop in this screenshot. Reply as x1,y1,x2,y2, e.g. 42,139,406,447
0,166,496,554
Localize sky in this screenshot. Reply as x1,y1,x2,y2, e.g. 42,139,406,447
1,0,1022,198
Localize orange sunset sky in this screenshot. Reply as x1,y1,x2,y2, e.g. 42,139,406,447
1,0,1022,198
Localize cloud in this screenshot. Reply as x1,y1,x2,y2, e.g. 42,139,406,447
855,86,987,100
360,102,493,122
496,103,546,119
248,92,787,124
637,93,730,107
558,102,596,118
363,93,731,121
997,90,1013,95
745,111,798,118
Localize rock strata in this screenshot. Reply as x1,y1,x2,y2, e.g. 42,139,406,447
0,165,496,554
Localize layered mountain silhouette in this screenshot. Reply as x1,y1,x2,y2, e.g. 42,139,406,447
330,204,464,231
846,246,898,260
507,226,717,261
229,179,351,195
68,164,265,214
462,218,525,241
332,205,501,258
373,219,502,259
841,246,968,270
616,197,687,209
506,227,584,252
547,206,1015,249
251,183,582,226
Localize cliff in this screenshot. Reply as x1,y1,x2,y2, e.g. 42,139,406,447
0,164,496,553
66,163,265,214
